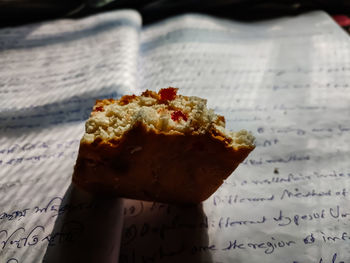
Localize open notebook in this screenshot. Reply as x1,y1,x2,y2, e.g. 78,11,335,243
1,9,350,263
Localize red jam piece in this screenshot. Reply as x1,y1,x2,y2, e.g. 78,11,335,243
159,87,178,101
95,106,104,112
171,110,188,122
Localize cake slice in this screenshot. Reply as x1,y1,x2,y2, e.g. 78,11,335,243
72,88,255,204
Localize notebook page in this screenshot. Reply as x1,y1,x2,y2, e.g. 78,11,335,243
119,11,350,262
0,10,141,263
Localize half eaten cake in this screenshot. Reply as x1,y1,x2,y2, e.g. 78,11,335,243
72,88,255,204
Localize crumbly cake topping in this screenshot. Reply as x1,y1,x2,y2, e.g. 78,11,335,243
82,88,255,148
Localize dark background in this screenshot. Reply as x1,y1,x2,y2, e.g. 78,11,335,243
1,0,350,28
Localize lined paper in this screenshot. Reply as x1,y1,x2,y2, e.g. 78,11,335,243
120,11,350,263
0,10,141,263
1,9,350,263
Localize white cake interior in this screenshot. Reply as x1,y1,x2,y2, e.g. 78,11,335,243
82,90,255,149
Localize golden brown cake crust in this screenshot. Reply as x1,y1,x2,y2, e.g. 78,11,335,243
73,122,254,204
72,88,255,204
